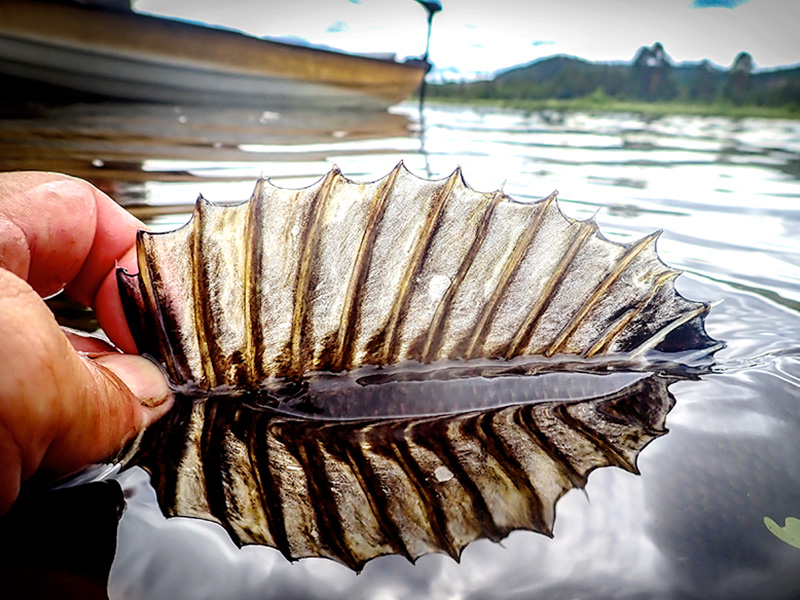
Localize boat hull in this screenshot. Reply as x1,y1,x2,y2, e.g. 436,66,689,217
0,1,427,108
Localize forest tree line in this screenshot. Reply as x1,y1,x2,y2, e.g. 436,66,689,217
429,43,800,108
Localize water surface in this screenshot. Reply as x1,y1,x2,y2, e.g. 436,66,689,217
3,100,799,599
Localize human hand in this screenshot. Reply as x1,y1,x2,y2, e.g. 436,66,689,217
0,172,173,516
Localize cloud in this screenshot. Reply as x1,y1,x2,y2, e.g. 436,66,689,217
693,0,750,7
326,19,350,34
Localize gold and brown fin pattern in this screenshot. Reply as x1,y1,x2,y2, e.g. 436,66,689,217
118,164,716,388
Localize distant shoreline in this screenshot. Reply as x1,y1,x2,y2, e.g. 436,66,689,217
424,96,800,120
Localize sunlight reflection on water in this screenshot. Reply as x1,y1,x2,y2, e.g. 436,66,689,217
103,102,800,306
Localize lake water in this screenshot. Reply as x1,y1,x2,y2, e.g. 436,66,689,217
3,101,800,599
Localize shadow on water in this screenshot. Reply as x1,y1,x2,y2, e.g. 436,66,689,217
2,99,800,599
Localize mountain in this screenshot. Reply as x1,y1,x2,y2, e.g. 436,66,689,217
429,44,800,107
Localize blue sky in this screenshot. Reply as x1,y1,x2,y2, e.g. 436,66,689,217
134,0,798,79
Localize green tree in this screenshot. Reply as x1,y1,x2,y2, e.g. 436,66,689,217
689,59,718,101
724,51,754,104
630,42,678,100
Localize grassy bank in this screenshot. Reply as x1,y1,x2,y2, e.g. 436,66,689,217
425,95,800,120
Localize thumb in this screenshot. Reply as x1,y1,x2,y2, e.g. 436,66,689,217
0,268,172,513
46,352,174,475
88,353,172,416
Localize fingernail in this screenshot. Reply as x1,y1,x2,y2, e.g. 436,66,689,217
93,354,171,408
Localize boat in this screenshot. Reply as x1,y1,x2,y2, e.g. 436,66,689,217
0,0,429,109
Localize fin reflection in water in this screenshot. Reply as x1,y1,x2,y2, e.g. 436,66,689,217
127,365,680,571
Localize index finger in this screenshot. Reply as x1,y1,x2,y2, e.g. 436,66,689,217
0,172,142,352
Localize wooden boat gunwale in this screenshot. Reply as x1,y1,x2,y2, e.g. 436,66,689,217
0,0,428,107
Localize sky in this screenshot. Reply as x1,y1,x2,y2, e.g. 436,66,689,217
134,0,799,80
